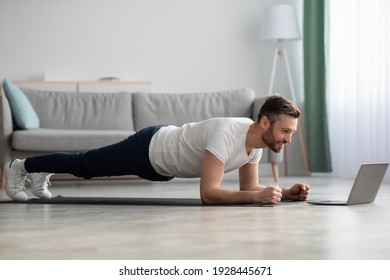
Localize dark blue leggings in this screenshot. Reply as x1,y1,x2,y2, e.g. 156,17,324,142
24,126,174,181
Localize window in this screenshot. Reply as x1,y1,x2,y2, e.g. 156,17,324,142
327,0,390,181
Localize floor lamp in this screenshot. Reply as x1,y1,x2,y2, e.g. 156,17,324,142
260,4,310,176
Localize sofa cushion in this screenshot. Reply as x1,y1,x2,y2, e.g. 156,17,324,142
132,88,255,130
12,129,134,152
22,89,134,131
2,79,40,129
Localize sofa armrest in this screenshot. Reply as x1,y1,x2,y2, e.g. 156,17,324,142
0,84,14,167
252,95,269,121
260,148,283,164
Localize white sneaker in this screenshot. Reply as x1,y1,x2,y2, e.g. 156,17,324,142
4,160,29,201
30,173,53,199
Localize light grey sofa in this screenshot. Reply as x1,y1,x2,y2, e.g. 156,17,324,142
0,84,282,182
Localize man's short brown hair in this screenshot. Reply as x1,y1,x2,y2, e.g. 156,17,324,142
257,95,300,125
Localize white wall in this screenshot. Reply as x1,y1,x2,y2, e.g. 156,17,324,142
0,0,306,176
0,0,302,93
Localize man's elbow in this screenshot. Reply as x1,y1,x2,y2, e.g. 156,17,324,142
200,193,214,205
200,190,220,205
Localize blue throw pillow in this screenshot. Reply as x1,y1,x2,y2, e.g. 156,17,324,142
2,79,40,129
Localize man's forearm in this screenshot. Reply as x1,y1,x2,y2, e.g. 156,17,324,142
243,185,291,200
240,184,267,192
201,187,261,205
281,188,291,200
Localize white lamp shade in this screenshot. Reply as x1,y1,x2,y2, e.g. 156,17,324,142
259,4,301,41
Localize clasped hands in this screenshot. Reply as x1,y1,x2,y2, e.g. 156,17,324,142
260,183,310,205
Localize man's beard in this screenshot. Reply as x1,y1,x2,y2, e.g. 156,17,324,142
262,126,287,153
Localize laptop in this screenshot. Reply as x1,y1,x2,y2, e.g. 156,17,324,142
307,163,389,206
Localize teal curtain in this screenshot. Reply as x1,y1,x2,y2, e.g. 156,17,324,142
303,0,332,172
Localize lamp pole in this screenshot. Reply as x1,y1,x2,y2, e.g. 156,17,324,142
267,46,310,176
260,4,311,176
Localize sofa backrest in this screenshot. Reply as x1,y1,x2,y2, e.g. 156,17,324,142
132,88,255,130
22,89,134,130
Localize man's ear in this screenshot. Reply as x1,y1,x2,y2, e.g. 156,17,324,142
260,116,270,129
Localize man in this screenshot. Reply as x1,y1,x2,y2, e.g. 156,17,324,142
4,95,310,204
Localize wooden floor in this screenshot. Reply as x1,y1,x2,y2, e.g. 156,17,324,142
1,172,390,260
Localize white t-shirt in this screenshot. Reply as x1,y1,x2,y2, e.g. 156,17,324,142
149,118,263,178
